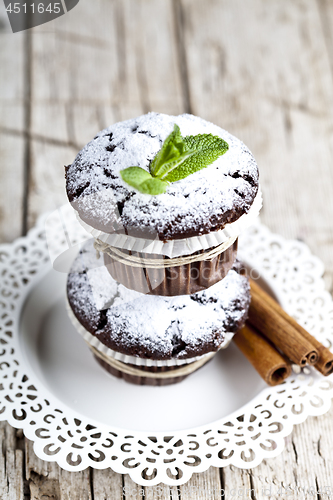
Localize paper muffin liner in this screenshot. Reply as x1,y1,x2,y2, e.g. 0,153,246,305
66,300,234,367
103,237,238,296
75,186,262,258
92,356,203,386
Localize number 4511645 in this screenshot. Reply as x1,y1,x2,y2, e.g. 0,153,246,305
6,3,62,14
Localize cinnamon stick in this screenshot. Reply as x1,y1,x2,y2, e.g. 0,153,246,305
233,323,292,386
248,282,318,367
250,279,333,376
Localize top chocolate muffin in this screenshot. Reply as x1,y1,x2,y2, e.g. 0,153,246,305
65,112,259,241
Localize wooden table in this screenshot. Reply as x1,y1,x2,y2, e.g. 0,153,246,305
1,0,333,498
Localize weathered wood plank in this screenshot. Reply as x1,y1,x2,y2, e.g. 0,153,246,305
26,0,185,233
26,1,120,230
121,0,184,116
25,439,59,481
123,474,144,500
92,468,123,500
25,439,61,499
59,469,92,500
144,482,181,500
144,482,174,500
23,1,187,498
248,408,333,499
2,0,333,498
0,2,28,496
28,140,76,229
179,467,222,500
0,132,26,241
0,2,26,242
0,423,24,500
180,0,333,271
0,449,24,500
26,440,93,499
180,0,333,496
222,467,254,500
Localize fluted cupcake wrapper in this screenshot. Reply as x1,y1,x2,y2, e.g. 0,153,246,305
66,300,234,368
104,238,238,296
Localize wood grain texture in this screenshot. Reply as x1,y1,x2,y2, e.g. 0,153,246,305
92,468,123,499
178,467,222,499
180,0,333,497
26,0,184,230
180,0,333,269
248,411,333,500
0,1,26,242
1,0,333,498
222,467,254,499
0,423,25,500
0,4,28,499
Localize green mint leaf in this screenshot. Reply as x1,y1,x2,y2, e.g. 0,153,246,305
120,167,168,194
150,124,190,178
138,178,168,195
120,166,152,188
119,125,229,195
162,133,229,183
154,149,196,180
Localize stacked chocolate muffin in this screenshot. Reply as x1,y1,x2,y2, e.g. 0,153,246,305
65,112,261,385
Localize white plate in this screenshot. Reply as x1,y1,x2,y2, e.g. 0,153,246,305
21,266,267,433
1,206,333,486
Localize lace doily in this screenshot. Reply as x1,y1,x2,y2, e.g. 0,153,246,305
1,206,333,486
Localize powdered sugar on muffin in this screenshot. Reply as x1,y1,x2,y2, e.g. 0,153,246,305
66,113,259,240
67,240,250,360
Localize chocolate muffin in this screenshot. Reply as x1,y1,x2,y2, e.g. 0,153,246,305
65,112,261,295
66,240,251,385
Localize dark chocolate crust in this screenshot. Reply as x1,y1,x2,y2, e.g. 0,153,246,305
65,113,259,241
67,241,250,361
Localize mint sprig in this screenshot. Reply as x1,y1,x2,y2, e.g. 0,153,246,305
120,167,168,195
149,124,194,178
120,124,229,195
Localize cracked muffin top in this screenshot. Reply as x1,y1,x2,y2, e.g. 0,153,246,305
65,112,259,241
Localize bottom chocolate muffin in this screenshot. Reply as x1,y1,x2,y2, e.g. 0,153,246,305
66,240,251,385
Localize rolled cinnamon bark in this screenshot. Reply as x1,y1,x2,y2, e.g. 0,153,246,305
248,282,318,366
250,279,333,376
233,324,292,386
